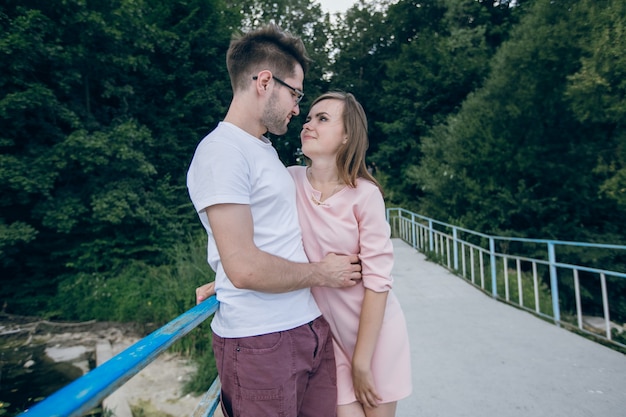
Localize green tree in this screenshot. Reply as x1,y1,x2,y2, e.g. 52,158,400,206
411,0,625,243
330,0,400,157
565,0,626,213
0,0,234,314
372,0,523,208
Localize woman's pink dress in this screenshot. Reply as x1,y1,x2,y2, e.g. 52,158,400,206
288,166,412,405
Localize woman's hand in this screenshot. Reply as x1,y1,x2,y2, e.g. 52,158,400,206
351,288,387,408
195,281,216,304
352,360,382,409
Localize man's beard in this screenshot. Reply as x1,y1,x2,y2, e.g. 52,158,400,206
261,91,289,136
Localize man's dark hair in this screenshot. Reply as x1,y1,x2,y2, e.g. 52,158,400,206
226,24,311,91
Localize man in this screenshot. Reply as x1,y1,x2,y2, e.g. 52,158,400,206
187,24,362,417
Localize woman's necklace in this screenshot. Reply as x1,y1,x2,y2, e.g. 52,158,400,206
307,167,342,206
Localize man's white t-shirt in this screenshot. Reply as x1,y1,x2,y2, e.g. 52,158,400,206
187,122,321,338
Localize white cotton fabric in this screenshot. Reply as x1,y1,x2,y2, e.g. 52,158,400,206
187,122,320,338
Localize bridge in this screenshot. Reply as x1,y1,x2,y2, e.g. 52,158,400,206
391,238,625,417
18,209,626,417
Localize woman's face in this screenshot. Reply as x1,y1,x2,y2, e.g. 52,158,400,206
300,98,346,159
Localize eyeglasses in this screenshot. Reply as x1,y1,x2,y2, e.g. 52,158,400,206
253,75,304,105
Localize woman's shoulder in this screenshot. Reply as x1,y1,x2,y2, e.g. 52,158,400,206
287,165,307,184
355,177,383,195
287,165,306,175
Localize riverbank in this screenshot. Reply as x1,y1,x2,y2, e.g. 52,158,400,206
104,336,202,416
0,314,202,416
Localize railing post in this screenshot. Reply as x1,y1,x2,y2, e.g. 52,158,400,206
453,227,459,271
547,242,561,325
386,208,391,233
490,237,497,297
411,212,417,249
573,269,583,330
192,377,222,417
428,219,434,252
386,208,395,238
600,273,611,340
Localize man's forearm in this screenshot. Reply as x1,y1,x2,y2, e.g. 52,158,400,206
224,247,324,292
206,204,360,292
223,248,360,292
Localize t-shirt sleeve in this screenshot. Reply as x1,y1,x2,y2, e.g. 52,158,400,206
187,140,251,214
357,184,394,292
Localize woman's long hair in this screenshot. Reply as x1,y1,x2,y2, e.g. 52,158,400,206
308,91,382,194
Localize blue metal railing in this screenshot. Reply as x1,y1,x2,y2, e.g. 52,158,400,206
386,207,626,348
18,297,219,417
18,208,626,416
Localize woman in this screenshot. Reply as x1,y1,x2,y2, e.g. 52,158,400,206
287,91,412,417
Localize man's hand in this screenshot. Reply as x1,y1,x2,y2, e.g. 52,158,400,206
196,281,216,304
318,253,362,288
207,204,360,292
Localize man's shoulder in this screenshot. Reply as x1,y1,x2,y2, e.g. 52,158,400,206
195,123,247,152
203,122,237,141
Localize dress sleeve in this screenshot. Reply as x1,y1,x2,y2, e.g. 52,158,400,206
357,183,394,292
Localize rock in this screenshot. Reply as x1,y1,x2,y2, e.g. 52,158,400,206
45,345,88,362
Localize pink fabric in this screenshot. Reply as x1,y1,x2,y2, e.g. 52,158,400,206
288,166,412,405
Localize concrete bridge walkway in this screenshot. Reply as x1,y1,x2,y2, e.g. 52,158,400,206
390,239,626,417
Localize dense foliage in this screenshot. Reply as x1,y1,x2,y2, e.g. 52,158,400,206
1,0,624,337
1,0,235,315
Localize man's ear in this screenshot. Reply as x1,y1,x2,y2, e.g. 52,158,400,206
254,70,273,93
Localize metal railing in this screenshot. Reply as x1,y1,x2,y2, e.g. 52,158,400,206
18,297,220,417
387,207,626,349
17,207,626,416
